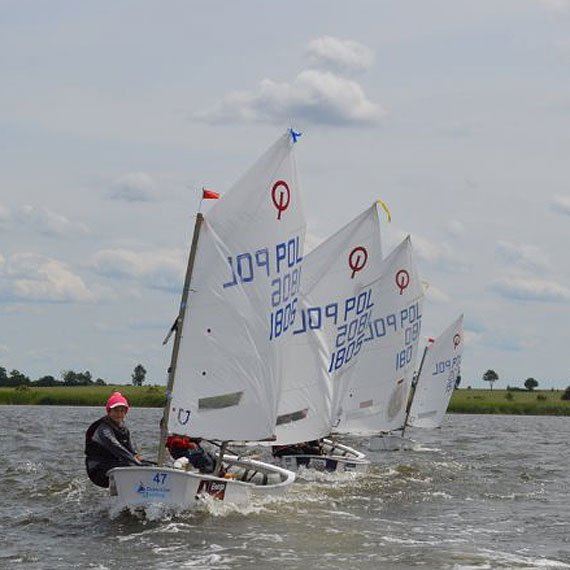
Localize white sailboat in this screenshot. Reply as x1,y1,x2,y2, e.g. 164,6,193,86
404,314,464,431
109,131,305,509
271,202,384,474
334,237,425,451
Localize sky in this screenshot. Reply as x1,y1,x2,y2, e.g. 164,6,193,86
1,0,569,389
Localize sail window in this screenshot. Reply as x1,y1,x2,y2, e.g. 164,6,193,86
276,408,308,425
198,391,243,410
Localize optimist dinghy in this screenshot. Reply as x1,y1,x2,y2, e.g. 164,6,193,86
268,202,391,475
109,130,306,509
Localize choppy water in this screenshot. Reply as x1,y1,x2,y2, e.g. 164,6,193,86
1,406,569,569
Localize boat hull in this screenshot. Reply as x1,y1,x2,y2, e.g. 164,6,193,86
276,439,370,474
108,456,295,510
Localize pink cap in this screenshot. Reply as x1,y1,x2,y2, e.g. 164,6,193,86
106,392,129,414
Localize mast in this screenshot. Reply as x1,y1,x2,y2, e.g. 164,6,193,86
157,212,204,465
401,341,430,438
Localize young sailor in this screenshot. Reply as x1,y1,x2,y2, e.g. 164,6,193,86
165,434,216,474
84,392,143,488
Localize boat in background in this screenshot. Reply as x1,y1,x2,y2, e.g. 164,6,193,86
270,202,387,474
369,314,465,451
109,130,305,510
404,314,464,431
334,237,425,450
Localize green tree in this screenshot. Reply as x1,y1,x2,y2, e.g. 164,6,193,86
483,369,499,391
524,377,539,391
35,375,60,387
132,364,147,386
62,370,93,385
561,386,570,401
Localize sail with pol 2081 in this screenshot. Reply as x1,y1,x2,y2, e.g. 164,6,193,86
167,131,306,442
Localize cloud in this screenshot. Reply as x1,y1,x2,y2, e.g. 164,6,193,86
306,36,374,74
495,240,550,271
0,253,95,303
491,277,570,303
423,283,451,304
9,205,89,237
93,248,184,292
536,0,570,14
0,204,10,229
385,229,469,273
197,70,384,127
551,194,570,216
445,220,465,237
196,37,384,127
108,172,156,202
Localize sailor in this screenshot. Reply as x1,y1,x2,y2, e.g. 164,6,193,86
272,439,323,457
165,434,216,474
84,392,143,488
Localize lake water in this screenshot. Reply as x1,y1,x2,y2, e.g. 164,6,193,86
2,406,569,569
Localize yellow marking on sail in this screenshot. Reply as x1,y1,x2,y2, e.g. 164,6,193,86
421,279,430,292
375,199,391,223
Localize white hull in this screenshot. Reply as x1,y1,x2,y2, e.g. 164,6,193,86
108,456,295,510
277,439,370,474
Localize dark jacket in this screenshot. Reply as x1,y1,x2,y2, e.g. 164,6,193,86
85,416,141,488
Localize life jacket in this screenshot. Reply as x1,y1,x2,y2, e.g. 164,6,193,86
85,416,135,462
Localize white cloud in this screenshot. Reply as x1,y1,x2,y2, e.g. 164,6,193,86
0,253,94,303
196,38,384,128
93,248,184,292
491,277,570,303
495,240,550,271
424,282,452,304
536,0,570,14
108,172,156,202
0,204,10,228
197,70,384,127
10,205,89,237
306,36,374,74
551,194,570,216
445,220,465,237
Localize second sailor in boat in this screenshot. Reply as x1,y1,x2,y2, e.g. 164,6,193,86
165,434,216,474
272,439,323,460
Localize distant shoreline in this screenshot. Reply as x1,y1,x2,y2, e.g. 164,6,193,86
1,385,569,415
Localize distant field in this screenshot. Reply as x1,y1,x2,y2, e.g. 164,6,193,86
1,385,569,415
448,388,570,415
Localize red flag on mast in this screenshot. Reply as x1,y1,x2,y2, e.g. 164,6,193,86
202,189,220,200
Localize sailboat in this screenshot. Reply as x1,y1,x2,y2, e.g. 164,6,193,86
270,202,385,474
334,237,425,450
108,131,306,509
367,314,465,451
404,314,464,431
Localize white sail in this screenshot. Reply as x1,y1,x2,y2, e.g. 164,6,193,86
167,132,305,442
273,203,383,445
407,314,464,429
335,236,425,435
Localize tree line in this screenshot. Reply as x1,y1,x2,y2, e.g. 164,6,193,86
0,364,148,387
482,369,570,399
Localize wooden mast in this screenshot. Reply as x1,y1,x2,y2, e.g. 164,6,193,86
157,212,204,465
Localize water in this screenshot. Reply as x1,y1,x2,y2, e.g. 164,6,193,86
2,406,569,569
